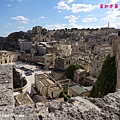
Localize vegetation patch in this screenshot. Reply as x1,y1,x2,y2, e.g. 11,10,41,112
65,64,84,79
59,92,69,102
63,85,69,95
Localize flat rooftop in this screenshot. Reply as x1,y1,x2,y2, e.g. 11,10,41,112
50,86,60,90
70,85,87,95
15,93,34,106
36,74,55,86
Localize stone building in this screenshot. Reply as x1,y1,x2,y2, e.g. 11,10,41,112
54,56,72,71
19,53,44,63
73,69,88,83
56,44,72,57
90,60,103,77
0,50,20,64
44,54,55,70
51,70,65,80
19,41,33,51
69,85,87,97
82,76,97,86
35,73,63,98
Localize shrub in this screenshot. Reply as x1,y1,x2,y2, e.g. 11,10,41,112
65,64,84,79
59,92,69,102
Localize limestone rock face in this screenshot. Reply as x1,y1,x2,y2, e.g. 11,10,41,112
32,26,42,34
31,26,50,42
35,90,120,120
111,37,120,89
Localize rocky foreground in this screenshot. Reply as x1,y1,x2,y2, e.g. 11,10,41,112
0,65,120,120
34,90,120,120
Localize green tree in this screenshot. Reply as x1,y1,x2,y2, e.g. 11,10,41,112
59,92,69,102
7,31,25,41
63,85,68,95
89,55,117,98
65,64,84,79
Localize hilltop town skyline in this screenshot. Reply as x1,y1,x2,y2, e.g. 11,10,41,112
0,0,120,37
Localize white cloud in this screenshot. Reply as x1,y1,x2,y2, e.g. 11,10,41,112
64,15,78,20
117,8,120,11
71,4,97,13
11,16,29,21
12,0,23,2
82,17,97,23
102,9,119,21
62,0,74,4
58,10,62,12
5,4,12,7
17,0,23,2
32,20,36,22
45,24,67,30
116,15,120,17
37,16,46,21
55,2,98,12
5,23,12,27
109,0,120,4
101,9,120,28
2,32,11,37
64,15,78,25
55,1,70,10
40,16,45,19
68,23,108,29
19,21,29,24
17,26,24,29
67,23,94,29
88,15,93,17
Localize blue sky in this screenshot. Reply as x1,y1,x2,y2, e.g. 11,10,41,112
0,0,120,37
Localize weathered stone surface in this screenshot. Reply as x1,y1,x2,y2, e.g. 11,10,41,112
35,90,120,120
111,37,120,89
13,105,39,120
0,65,14,120
0,63,120,120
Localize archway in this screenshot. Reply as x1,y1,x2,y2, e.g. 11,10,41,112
5,59,7,63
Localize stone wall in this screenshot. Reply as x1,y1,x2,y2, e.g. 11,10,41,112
51,70,65,80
